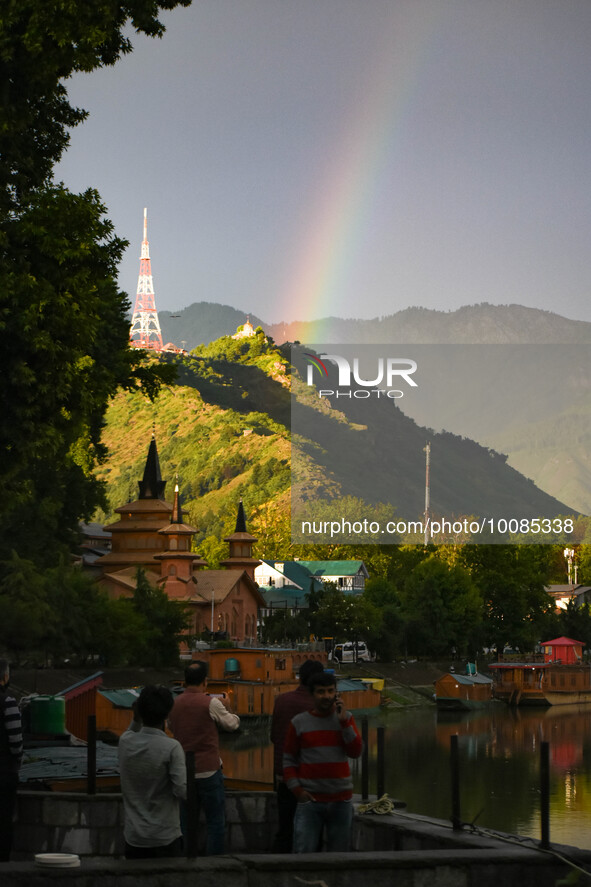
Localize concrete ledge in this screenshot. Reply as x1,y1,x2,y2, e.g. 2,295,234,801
353,810,507,851
1,848,588,887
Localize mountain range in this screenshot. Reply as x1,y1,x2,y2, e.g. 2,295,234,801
158,301,591,349
154,302,591,516
96,323,587,556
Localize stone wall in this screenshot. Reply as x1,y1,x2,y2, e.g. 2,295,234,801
9,790,591,887
14,790,277,858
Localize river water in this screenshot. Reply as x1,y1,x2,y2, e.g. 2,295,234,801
220,703,591,850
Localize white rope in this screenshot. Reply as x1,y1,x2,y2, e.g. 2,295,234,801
357,793,396,815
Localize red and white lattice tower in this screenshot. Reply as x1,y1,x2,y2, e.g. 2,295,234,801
129,208,163,350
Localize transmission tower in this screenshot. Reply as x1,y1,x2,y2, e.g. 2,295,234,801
129,208,163,350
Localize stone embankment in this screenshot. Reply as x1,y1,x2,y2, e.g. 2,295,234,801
5,789,590,887
334,660,453,706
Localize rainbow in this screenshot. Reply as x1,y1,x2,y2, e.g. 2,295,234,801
277,6,443,328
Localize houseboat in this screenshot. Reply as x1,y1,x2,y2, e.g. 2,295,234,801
489,636,591,706
192,646,383,716
434,665,494,710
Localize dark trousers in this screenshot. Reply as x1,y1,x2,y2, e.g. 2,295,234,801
182,769,226,856
0,773,18,862
124,836,183,859
272,779,298,853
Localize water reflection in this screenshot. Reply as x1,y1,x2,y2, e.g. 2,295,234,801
219,704,591,849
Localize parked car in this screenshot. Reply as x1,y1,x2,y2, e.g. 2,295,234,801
331,641,373,663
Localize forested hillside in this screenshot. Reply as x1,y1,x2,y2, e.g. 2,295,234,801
98,331,580,558
96,330,292,563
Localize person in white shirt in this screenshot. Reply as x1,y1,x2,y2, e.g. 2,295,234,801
118,685,187,859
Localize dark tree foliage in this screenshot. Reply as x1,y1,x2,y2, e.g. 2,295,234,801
399,557,483,659
0,187,175,561
0,556,187,666
458,545,555,653
132,568,188,666
0,2,187,570
260,610,310,646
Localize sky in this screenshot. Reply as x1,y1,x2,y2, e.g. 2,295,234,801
55,0,591,324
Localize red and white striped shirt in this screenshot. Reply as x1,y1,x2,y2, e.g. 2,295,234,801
283,709,362,802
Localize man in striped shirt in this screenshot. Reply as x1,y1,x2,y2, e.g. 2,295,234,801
270,659,324,852
0,659,23,861
283,670,362,853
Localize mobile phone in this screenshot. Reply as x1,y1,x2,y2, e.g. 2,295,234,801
335,695,343,714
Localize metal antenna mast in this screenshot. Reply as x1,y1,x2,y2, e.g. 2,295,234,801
130,208,163,350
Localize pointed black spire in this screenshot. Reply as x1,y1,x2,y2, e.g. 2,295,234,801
138,436,166,499
235,499,247,533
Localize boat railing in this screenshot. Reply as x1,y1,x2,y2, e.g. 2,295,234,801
496,653,545,663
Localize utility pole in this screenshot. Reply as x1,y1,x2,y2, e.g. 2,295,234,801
424,441,431,546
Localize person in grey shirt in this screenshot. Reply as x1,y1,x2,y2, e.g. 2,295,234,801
118,685,187,859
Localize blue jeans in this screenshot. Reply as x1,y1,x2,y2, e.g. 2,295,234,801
182,769,226,855
293,799,353,853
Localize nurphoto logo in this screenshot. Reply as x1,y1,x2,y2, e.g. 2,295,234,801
304,352,418,399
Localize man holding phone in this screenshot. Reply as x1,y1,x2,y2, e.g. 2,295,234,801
168,661,239,855
282,671,362,853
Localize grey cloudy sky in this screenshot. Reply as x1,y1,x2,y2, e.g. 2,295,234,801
56,0,591,323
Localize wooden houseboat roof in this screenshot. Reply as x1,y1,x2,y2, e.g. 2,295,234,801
439,672,493,686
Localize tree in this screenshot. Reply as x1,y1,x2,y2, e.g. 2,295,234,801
308,586,382,648
250,501,293,561
0,2,187,571
97,598,154,667
131,568,188,666
43,558,111,664
398,556,483,659
580,545,591,585
557,599,591,650
459,545,555,653
0,552,53,660
1,188,177,565
363,577,405,661
260,610,309,645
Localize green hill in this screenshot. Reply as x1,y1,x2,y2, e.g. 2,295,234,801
95,332,578,553
153,304,591,515
96,331,291,549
